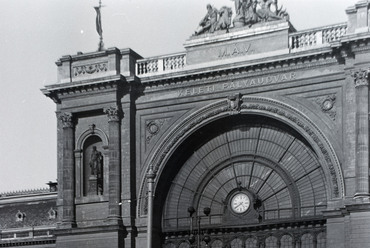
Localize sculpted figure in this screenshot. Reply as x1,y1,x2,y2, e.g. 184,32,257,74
244,0,258,26
215,6,233,32
231,0,246,24
195,4,218,35
256,0,282,21
89,146,103,178
231,0,258,27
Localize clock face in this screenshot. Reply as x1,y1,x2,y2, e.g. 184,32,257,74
231,193,250,214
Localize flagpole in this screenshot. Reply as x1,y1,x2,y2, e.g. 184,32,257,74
95,0,104,51
99,0,104,51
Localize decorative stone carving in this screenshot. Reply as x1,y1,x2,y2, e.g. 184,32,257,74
47,208,57,220
228,93,243,114
59,112,73,128
89,124,96,134
73,62,108,77
146,118,170,144
15,210,26,222
314,95,337,121
194,0,289,36
194,4,219,35
352,69,369,87
104,106,122,122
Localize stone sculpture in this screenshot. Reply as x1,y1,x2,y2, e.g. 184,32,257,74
195,4,219,35
193,1,289,36
89,146,103,178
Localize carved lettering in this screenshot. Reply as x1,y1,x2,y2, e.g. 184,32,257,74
218,43,252,58
178,72,297,97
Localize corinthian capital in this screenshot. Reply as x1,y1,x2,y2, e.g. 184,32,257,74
104,106,123,122
59,112,73,128
352,69,369,88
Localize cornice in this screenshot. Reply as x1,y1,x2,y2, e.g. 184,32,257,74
56,48,121,65
41,75,129,103
141,50,339,94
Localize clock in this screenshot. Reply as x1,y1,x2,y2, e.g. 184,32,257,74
230,192,251,214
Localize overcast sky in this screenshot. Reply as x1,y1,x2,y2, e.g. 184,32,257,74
0,0,359,193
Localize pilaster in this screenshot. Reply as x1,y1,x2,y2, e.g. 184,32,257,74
59,112,76,227
104,106,123,221
352,69,370,199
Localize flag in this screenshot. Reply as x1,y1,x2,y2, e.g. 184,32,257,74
94,7,103,36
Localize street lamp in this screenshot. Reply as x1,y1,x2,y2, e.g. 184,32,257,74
188,206,211,247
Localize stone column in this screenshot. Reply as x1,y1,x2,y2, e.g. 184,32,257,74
352,69,370,198
59,112,75,226
105,106,122,220
146,169,155,248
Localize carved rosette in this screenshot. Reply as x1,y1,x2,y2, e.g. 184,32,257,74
314,95,337,121
146,118,170,144
352,69,369,88
60,112,73,128
104,107,122,122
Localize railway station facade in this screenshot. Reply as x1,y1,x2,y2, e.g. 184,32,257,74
2,1,370,247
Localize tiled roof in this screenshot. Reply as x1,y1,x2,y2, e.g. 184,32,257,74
0,188,51,198
0,199,57,229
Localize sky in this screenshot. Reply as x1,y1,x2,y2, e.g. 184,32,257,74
0,0,360,193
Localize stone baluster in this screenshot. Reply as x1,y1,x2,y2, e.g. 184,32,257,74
352,69,370,198
104,106,122,220
59,112,75,227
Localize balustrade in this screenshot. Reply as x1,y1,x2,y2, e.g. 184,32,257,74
289,23,347,51
136,24,348,77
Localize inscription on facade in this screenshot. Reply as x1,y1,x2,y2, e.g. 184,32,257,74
218,43,252,58
178,72,296,97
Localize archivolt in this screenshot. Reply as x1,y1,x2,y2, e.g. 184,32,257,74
138,96,344,216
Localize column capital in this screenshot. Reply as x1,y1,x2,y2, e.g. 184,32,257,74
104,106,123,122
59,112,73,128
352,69,370,88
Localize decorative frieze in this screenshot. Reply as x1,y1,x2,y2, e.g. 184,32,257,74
104,107,122,122
352,69,369,87
59,112,73,128
73,62,108,77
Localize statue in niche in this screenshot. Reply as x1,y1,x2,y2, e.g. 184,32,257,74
89,146,103,178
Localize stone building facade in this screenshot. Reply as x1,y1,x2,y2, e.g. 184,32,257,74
3,1,370,248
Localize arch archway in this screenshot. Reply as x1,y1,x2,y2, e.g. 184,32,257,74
141,97,343,246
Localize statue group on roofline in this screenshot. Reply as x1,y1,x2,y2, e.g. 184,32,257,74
194,0,289,36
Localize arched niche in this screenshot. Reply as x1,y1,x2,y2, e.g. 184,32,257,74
75,127,108,198
83,135,104,196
